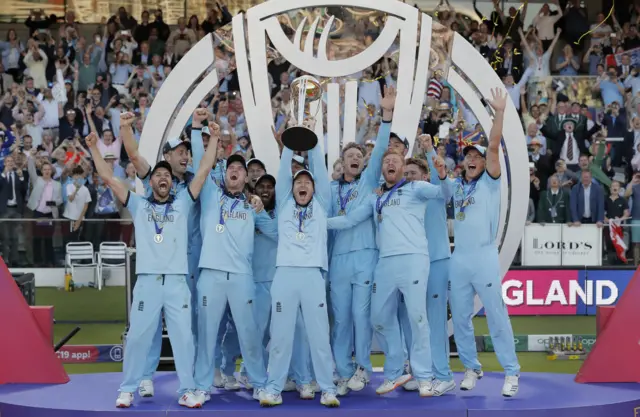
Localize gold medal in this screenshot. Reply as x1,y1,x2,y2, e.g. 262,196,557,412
296,232,306,241
216,224,225,233
154,234,163,244
338,209,346,216
377,213,383,222
456,212,465,221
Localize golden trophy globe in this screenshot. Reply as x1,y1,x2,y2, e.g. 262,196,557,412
281,75,323,152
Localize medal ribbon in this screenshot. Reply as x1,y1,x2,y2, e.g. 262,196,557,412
219,196,241,227
456,178,478,215
298,206,308,233
338,183,355,212
376,178,406,216
152,203,171,237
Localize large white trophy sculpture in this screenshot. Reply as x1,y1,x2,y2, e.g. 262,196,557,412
138,0,530,333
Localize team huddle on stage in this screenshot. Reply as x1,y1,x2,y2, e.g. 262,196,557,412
85,86,521,409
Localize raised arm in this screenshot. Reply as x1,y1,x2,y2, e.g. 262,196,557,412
363,85,395,187
308,140,331,212
190,108,210,172
276,146,294,208
416,154,452,200
485,88,506,179
119,111,151,178
85,132,129,204
189,121,220,200
327,201,373,230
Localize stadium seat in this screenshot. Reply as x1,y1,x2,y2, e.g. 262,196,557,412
97,242,127,291
65,242,99,289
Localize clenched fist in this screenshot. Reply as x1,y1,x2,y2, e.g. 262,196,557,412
85,132,98,148
120,112,136,128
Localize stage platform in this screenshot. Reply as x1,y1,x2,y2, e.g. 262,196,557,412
0,372,639,417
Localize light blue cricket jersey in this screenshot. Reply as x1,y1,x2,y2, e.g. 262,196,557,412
275,145,331,271
126,189,195,275
330,121,391,256
191,128,277,275
140,167,201,250
424,149,451,261
445,170,501,251
328,180,451,259
253,209,278,282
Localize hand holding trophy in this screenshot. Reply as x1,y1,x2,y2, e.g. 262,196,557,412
281,75,323,152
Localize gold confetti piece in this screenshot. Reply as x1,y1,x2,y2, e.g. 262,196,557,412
575,3,615,45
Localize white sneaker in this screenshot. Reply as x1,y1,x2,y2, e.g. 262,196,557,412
283,379,297,392
115,392,133,408
238,374,253,390
138,379,154,397
179,391,203,408
259,391,283,407
195,389,211,403
460,369,483,391
223,375,242,391
336,378,349,396
403,379,419,391
418,379,434,397
432,379,456,396
502,375,519,397
320,392,340,407
213,368,224,388
252,388,264,401
376,374,412,395
310,380,321,393
298,384,315,400
347,367,369,391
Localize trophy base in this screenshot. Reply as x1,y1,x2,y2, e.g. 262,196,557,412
546,349,587,361
282,126,318,152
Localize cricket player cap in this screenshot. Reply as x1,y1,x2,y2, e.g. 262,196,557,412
163,137,191,154
227,154,248,172
462,144,487,157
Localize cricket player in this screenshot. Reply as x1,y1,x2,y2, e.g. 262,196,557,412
327,150,451,397
244,173,315,398
191,110,243,391
120,111,200,398
190,122,274,403
86,130,217,408
259,140,339,408
442,88,520,397
400,142,455,396
329,86,396,395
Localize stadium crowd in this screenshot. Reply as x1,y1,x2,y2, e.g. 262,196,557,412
0,0,639,268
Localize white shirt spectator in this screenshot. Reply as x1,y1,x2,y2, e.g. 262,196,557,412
63,182,92,221
533,10,563,41
39,98,59,129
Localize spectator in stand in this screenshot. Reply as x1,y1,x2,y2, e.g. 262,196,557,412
532,0,562,51
0,154,28,266
168,18,197,59
62,165,91,248
570,169,605,227
26,153,62,267
537,174,571,224
592,67,624,107
604,180,630,264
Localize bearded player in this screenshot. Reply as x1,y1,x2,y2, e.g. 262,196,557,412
329,86,396,395
120,111,200,398
327,150,451,397
400,141,455,396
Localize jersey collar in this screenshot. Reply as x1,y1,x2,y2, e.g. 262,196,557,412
147,194,175,205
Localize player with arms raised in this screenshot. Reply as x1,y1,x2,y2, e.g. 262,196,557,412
85,131,218,408
443,88,521,397
326,149,451,397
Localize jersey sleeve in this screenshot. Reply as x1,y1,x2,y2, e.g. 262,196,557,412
482,170,501,191
327,198,373,230
255,211,278,241
414,180,450,201
124,192,142,217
